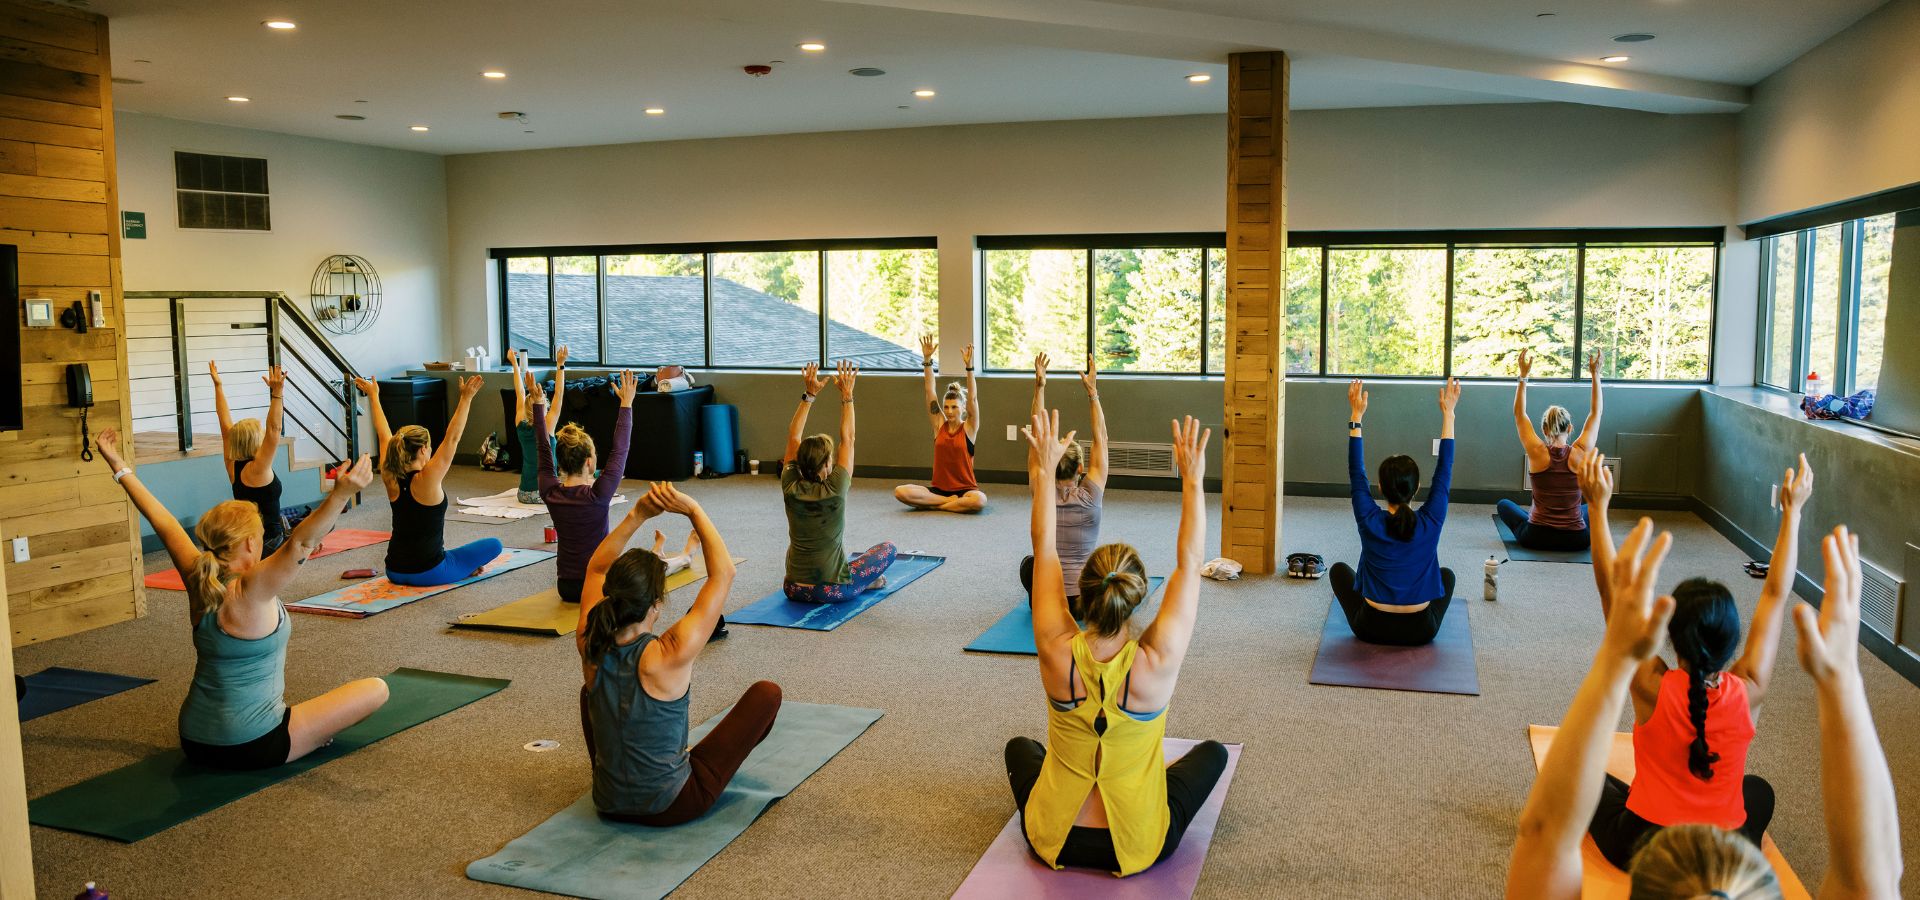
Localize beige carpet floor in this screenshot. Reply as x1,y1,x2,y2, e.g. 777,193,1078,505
17,467,1920,898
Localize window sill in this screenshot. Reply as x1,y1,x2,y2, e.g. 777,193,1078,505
1703,385,1920,457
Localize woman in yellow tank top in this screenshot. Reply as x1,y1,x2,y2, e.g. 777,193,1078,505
1004,410,1227,877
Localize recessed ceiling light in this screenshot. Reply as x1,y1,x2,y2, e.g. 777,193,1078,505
482,70,507,79
912,89,936,98
644,107,665,115
798,42,826,52
226,96,250,103
1186,73,1211,83
1613,33,1656,43
262,19,296,30
335,114,365,120
1600,55,1630,63
409,125,429,132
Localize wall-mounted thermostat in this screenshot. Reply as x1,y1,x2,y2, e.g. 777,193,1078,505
25,298,54,327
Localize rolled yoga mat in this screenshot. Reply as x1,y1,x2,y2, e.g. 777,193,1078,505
728,553,944,632
29,667,509,842
17,667,155,722
952,739,1242,899
1525,725,1809,899
450,557,742,636
965,577,1167,655
285,548,554,619
1491,514,1593,564
142,529,393,591
1308,599,1480,696
467,701,884,900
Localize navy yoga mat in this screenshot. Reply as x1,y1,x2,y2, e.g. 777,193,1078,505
1491,515,1593,564
965,577,1167,655
729,553,943,631
467,702,883,900
17,667,155,722
1308,600,1480,695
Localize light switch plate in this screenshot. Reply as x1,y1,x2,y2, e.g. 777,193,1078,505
10,536,27,563
25,299,54,327
1007,424,1018,441
1432,438,1441,456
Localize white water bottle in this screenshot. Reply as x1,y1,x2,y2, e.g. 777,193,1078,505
1483,556,1500,602
692,451,704,477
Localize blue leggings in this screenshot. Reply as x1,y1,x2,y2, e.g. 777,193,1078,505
784,542,897,603
387,538,505,587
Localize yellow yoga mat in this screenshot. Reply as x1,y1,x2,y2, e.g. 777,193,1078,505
450,559,741,636
1526,725,1809,899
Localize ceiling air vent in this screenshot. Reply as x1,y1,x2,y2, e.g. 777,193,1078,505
848,67,886,77
175,151,269,231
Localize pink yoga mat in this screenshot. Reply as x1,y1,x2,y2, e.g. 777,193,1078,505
952,739,1241,899
142,529,392,591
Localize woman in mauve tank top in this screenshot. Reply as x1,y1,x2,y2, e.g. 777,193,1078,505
1498,350,1603,552
893,336,988,513
1577,450,1816,869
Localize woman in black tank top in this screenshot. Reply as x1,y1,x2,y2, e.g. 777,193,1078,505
213,362,289,553
356,375,502,587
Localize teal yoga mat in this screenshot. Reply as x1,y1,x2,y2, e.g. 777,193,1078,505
468,701,883,900
18,667,155,721
29,667,509,842
965,577,1167,655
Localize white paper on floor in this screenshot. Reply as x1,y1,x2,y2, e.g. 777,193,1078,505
458,487,628,513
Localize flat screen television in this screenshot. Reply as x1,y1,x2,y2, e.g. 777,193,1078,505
0,243,20,432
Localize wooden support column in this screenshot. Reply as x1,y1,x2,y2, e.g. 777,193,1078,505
1222,51,1287,574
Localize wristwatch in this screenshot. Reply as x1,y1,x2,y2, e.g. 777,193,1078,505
801,392,817,403
1347,421,1363,430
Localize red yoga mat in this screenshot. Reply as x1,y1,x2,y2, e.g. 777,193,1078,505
142,529,392,592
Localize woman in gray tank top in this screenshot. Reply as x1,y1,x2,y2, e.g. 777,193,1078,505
95,429,391,770
577,481,782,824
1500,350,1604,552
1019,353,1109,603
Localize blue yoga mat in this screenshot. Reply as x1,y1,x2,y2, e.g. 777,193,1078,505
965,576,1167,655
1491,515,1593,564
17,667,155,722
467,701,883,900
728,554,943,631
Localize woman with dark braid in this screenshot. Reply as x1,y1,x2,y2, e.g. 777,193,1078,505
1575,449,1811,868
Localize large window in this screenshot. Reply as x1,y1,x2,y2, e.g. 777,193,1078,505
1449,247,1576,378
1324,246,1447,376
1581,245,1715,380
497,240,936,369
1757,213,1895,395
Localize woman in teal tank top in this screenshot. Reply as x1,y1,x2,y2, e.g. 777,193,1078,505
97,429,392,770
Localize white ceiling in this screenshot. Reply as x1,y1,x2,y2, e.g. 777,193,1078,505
84,0,1887,156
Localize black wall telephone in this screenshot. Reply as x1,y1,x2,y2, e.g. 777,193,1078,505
68,363,93,461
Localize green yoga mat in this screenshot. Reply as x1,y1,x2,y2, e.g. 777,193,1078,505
29,667,509,842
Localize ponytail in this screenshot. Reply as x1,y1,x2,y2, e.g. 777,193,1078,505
1629,824,1777,897
1686,668,1721,781
1667,578,1742,782
582,548,667,663
1377,454,1421,542
187,500,263,620
383,425,430,482
1074,543,1149,638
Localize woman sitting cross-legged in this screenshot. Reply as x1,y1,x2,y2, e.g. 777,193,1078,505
1497,349,1602,552
781,361,897,603
1018,352,1107,604
211,361,289,554
577,481,781,825
1329,377,1462,647
96,428,390,770
1005,411,1227,877
528,368,633,604
510,347,567,504
355,374,503,587
893,336,987,513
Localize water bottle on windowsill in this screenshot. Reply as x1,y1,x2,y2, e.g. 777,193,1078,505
1803,371,1826,399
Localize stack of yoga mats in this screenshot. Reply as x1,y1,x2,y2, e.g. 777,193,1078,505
728,553,944,632
468,701,882,900
29,668,509,842
286,548,554,618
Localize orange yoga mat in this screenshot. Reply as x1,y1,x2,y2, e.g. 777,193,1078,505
142,529,392,592
1526,725,1809,899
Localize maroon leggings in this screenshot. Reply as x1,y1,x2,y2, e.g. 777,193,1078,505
783,542,897,603
580,680,783,826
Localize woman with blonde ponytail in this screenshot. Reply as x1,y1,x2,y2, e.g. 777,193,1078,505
576,481,780,825
97,429,389,770
211,361,290,553
1500,349,1603,551
1003,410,1225,877
359,374,503,586
894,335,987,512
1018,352,1108,601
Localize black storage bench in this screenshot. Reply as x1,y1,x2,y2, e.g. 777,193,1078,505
498,380,711,482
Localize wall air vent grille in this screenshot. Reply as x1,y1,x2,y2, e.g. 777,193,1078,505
1078,440,1175,478
1859,556,1903,640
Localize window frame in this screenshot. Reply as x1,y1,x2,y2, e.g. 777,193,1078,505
492,236,937,370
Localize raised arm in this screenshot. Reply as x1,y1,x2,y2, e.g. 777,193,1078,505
242,366,285,485
962,343,980,441
245,455,374,591
1024,409,1079,648
1081,355,1108,488
510,350,528,425
551,344,568,413
595,370,635,499
577,485,666,654
1733,454,1811,709
1136,416,1210,670
210,361,234,450
419,376,483,486
1574,353,1604,453
834,360,858,471
528,374,558,494
96,428,198,575
919,335,941,430
1030,352,1048,420
1507,520,1676,900
1575,446,1620,617
1797,526,1903,900
651,485,736,667
1424,378,1459,523
1513,350,1547,460
353,377,391,468
1347,380,1373,519
783,363,825,465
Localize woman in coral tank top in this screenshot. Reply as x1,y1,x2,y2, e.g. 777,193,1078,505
894,336,988,513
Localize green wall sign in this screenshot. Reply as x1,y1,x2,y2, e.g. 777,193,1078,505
122,210,146,239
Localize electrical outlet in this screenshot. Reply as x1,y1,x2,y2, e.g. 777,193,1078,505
1007,424,1018,441
10,536,27,563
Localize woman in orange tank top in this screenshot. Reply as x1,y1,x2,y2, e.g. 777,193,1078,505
894,336,988,513
1578,450,1814,870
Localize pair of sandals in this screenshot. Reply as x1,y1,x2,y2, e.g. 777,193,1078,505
1286,552,1325,580
1743,560,1770,580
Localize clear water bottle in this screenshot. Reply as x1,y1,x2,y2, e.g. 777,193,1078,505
1483,556,1500,602
1804,371,1826,398
76,882,108,900
692,451,704,477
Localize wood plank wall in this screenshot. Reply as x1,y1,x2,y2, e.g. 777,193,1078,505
1221,52,1288,574
0,0,144,646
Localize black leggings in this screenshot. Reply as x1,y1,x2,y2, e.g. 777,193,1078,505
1496,499,1590,552
1588,773,1776,870
1004,736,1227,872
1329,563,1454,647
557,577,584,604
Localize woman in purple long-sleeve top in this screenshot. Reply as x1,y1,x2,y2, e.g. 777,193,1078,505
526,370,636,604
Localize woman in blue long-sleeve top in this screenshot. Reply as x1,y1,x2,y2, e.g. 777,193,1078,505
1328,377,1462,646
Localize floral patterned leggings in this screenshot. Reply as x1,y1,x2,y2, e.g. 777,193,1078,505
783,542,897,603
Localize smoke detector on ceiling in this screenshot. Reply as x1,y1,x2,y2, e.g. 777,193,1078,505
744,64,773,76
848,67,886,77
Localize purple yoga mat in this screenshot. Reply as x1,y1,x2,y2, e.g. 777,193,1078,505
1308,599,1479,695
951,739,1242,899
